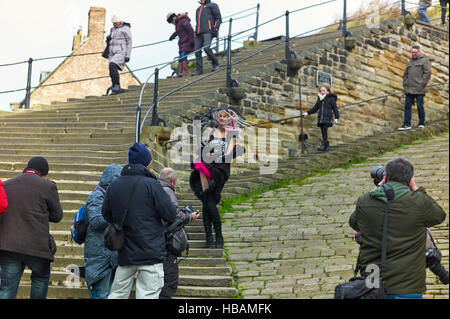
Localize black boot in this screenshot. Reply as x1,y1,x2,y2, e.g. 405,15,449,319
317,140,326,151
202,212,215,249
211,213,224,249
324,141,330,152
110,84,122,95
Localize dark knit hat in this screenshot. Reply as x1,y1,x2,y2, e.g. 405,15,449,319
128,143,152,167
24,156,49,176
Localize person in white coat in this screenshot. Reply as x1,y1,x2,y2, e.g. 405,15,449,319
107,15,132,95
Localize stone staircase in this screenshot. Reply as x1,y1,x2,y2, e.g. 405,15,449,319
1,17,448,298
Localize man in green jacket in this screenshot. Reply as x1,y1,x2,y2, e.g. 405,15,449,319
398,45,431,130
349,157,446,299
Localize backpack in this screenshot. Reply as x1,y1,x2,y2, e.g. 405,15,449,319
70,186,103,245
165,218,190,258
71,205,88,244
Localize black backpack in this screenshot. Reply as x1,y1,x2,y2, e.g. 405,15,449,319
165,218,189,258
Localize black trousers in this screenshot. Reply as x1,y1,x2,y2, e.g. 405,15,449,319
320,125,329,142
109,62,120,86
159,253,178,299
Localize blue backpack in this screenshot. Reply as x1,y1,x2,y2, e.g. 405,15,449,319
71,205,88,244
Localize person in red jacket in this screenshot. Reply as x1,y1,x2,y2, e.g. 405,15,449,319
167,12,195,77
0,179,7,214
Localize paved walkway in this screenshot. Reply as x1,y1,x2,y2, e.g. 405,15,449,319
223,132,449,299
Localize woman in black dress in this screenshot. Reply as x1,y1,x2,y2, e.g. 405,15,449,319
190,107,245,248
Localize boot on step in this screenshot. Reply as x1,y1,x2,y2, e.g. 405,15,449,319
317,140,327,152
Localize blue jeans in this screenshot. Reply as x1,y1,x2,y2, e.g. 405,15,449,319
0,250,50,299
404,94,426,126
418,1,431,23
387,294,423,299
179,51,189,63
88,269,115,299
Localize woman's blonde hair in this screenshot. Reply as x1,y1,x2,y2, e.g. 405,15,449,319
318,82,333,94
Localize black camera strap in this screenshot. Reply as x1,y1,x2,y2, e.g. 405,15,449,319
354,184,394,282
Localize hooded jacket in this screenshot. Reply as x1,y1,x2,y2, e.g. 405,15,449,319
108,22,132,70
84,164,122,286
170,13,195,53
403,54,431,95
349,182,446,294
0,180,7,214
0,172,63,261
102,164,177,266
195,0,222,35
307,93,339,127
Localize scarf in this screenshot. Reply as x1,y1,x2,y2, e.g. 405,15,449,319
318,93,327,101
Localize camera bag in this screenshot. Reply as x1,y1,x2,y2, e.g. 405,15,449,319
334,184,394,299
104,177,142,251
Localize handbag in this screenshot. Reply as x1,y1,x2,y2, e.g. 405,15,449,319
104,177,143,251
334,184,394,299
101,31,112,59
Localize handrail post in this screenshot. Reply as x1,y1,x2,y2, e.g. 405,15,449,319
215,30,220,53
254,4,260,41
285,10,290,61
23,57,33,109
151,67,159,126
226,18,233,88
401,0,406,15
342,0,348,37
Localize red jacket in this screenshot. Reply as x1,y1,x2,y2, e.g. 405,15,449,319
0,180,7,214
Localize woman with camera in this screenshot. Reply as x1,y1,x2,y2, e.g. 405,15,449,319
303,83,340,152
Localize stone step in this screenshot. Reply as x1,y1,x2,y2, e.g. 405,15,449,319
20,271,233,289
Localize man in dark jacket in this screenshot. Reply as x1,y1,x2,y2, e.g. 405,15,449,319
192,0,222,75
103,143,177,299
349,157,446,299
158,168,200,299
167,12,195,77
398,45,431,130
0,157,63,299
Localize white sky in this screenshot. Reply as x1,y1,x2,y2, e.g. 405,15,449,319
0,0,406,111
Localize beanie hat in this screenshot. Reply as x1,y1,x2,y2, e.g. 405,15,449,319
111,15,122,23
167,12,176,23
128,143,152,167
24,157,49,176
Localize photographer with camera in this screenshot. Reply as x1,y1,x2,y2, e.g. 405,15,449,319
159,168,200,299
349,157,446,299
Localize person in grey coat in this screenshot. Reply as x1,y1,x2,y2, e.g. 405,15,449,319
158,168,200,299
107,15,132,95
398,45,431,130
84,163,122,299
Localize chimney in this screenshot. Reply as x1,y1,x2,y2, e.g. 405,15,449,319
88,7,106,46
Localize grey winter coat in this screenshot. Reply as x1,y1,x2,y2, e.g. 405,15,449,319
403,54,431,95
84,164,122,286
108,23,132,70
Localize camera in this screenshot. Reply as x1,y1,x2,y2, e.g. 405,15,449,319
370,166,385,186
426,248,449,284
181,205,196,215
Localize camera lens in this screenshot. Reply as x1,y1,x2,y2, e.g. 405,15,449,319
370,166,385,186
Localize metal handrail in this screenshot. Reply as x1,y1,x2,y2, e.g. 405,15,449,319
135,0,340,142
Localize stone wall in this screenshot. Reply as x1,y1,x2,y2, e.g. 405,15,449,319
230,18,448,157
25,7,140,109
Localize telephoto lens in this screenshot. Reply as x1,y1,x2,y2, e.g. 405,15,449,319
426,248,449,285
370,166,385,186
